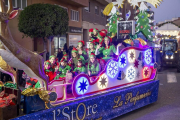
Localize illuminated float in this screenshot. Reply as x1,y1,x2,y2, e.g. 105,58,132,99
48,46,157,102
0,0,162,119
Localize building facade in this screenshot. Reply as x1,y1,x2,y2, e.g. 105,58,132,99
5,0,88,55
82,0,110,44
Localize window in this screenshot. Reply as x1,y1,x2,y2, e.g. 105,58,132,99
71,10,79,21
5,0,27,9
84,2,90,12
101,9,105,17
95,6,99,15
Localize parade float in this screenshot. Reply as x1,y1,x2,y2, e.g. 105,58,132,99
0,0,162,120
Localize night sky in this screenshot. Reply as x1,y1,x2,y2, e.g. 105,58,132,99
148,0,180,23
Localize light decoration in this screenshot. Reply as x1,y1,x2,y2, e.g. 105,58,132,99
119,54,127,68
144,49,152,64
126,66,136,82
106,60,119,78
98,74,108,89
143,67,150,78
128,49,136,63
75,77,89,95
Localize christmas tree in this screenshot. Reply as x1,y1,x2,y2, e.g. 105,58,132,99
106,6,122,38
135,2,154,41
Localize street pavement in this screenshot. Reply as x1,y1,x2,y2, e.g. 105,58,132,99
113,67,180,120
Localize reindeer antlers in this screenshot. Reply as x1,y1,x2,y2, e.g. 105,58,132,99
0,0,13,14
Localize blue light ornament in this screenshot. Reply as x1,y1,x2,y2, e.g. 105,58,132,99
75,77,89,95
126,66,136,82
106,60,119,78
144,49,152,65
119,54,127,68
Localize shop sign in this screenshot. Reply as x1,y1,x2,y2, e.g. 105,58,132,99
69,26,82,33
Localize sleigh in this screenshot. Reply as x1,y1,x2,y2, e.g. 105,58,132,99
48,46,157,104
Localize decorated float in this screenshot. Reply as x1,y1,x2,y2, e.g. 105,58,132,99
0,0,162,120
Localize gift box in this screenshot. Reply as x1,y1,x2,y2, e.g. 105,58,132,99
23,94,45,114
0,87,21,120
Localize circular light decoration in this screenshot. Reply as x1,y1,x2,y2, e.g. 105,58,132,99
106,60,119,78
119,54,127,68
98,74,108,89
143,67,150,78
126,66,136,82
128,49,136,63
75,77,89,95
144,49,152,64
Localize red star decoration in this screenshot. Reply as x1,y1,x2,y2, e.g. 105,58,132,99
134,59,139,68
144,68,149,77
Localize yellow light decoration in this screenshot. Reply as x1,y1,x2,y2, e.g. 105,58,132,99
104,0,162,16
146,0,163,8
124,39,133,45
136,38,147,46
106,23,110,26
98,74,108,89
128,49,136,63
103,2,114,16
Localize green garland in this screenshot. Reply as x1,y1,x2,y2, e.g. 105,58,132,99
4,83,17,89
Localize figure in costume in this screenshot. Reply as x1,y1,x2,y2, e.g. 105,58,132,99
95,36,121,62
100,29,108,38
88,42,96,58
61,54,68,62
73,58,86,75
77,41,88,60
96,32,104,45
44,61,56,82
93,28,99,38
89,28,93,37
49,55,57,72
54,59,71,79
69,47,85,69
88,53,101,82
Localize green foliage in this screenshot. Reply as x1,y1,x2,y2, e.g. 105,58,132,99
18,3,69,38
107,10,122,37
136,10,153,41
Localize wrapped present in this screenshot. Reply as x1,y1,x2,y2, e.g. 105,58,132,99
23,94,45,114
25,78,40,89
22,88,50,114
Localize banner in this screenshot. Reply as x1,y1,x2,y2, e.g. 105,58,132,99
12,80,159,120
